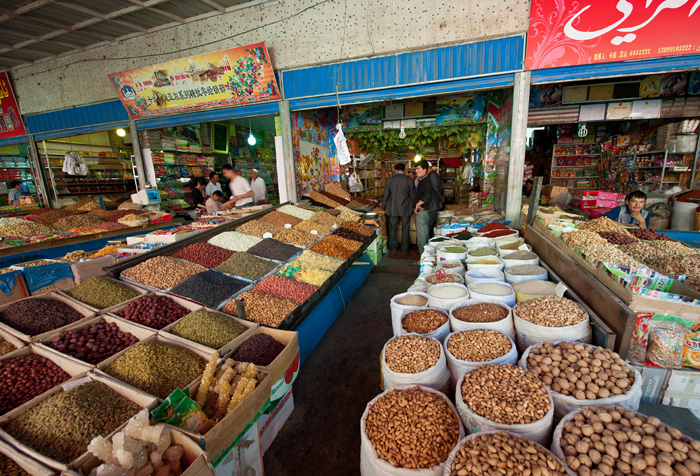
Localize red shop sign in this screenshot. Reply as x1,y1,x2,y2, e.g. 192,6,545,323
526,0,700,70
0,72,27,140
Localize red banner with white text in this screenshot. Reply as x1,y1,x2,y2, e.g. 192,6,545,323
526,0,700,70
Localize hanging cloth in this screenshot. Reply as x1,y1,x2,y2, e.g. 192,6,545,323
63,152,87,176
334,124,351,165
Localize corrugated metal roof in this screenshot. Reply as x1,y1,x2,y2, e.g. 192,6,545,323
531,55,700,84
25,100,129,135
282,35,524,101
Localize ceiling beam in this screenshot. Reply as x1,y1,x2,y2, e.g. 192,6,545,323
199,0,226,12
146,7,185,23
0,0,59,22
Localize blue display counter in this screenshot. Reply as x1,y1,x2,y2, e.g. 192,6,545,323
660,230,700,248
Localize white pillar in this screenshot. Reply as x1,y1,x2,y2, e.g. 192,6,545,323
505,71,531,226
129,119,147,190
278,100,297,203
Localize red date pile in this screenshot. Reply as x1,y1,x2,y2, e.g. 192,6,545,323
172,242,235,268
0,354,70,414
332,227,368,243
46,318,139,364
118,295,190,329
254,275,317,304
598,231,638,245
247,238,301,262
633,228,676,241
231,333,286,366
0,298,84,335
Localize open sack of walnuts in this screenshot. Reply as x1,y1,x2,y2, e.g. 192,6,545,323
551,405,700,476
520,341,643,420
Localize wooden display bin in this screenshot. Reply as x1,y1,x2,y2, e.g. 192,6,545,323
59,277,149,314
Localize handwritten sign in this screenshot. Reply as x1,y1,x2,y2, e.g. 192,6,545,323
108,43,280,119
526,0,700,70
0,73,27,139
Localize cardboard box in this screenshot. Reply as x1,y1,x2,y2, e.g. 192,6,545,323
77,426,211,476
662,391,700,419
222,327,299,403
0,271,29,305
630,363,670,404
0,371,157,472
0,438,54,476
34,315,156,368
665,369,700,394
0,292,96,343
60,277,149,314
542,185,567,198
70,255,116,284
212,421,263,475
31,277,75,295
258,389,294,455
159,308,258,357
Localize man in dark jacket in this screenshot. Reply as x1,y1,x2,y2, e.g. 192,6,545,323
427,165,443,238
414,161,433,255
382,163,415,254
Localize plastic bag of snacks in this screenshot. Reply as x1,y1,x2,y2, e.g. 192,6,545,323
682,329,700,369
646,320,691,369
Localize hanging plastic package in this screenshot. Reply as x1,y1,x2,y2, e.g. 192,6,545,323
334,124,351,165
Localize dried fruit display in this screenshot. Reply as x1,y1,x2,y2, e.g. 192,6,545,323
0,298,84,335
47,318,139,365
246,238,301,262
0,354,70,414
121,257,206,290
172,242,235,269
253,275,317,304
230,333,286,365
223,291,297,328
215,252,277,281
170,311,247,349
118,295,190,330
515,296,587,327
236,220,281,238
169,271,249,308
259,211,303,227
67,277,141,310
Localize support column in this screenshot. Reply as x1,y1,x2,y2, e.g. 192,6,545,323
129,119,147,190
26,135,51,207
278,100,297,203
505,71,531,227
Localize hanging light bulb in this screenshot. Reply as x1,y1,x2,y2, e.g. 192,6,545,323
116,128,126,137
414,154,421,163
399,121,406,139
247,119,256,145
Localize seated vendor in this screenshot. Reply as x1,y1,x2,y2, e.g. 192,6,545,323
602,190,650,229
206,191,223,215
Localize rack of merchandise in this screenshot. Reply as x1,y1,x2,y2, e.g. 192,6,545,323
40,140,133,201
0,143,42,207
231,144,279,204
356,158,385,200
549,142,601,191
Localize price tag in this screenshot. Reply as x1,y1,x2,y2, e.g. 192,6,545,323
62,376,92,392
555,282,569,298
310,230,318,235
263,232,273,239
331,224,338,229
285,224,292,228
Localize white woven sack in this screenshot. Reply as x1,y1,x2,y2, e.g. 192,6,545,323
455,373,555,445
504,266,548,284
400,307,451,343
448,299,515,340
465,256,504,271
502,255,540,268
381,335,451,394
442,430,574,476
436,260,465,277
466,248,498,261
360,384,465,476
519,344,643,421
513,308,591,353
498,244,533,257
426,283,469,311
407,280,429,294
464,267,505,285
390,292,430,336
443,330,518,383
467,280,516,307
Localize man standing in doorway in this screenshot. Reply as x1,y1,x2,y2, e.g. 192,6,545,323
250,169,267,204
205,172,223,198
382,163,415,254
221,165,254,209
427,165,443,237
413,161,433,256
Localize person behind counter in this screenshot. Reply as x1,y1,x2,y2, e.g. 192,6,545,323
206,191,223,215
603,190,650,229
191,177,208,210
220,165,254,209
7,181,22,206
250,169,267,204
205,171,223,198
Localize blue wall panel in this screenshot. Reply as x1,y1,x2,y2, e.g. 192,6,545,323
282,35,524,100
531,54,700,84
25,100,129,135
0,135,28,147
135,101,281,129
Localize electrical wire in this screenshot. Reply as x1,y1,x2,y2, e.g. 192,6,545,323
14,0,335,79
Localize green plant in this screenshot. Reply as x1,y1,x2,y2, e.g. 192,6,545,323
347,124,485,155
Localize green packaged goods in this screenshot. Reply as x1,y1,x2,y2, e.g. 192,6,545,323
170,311,247,349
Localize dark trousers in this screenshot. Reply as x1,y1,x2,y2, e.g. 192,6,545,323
388,215,411,253
428,209,438,238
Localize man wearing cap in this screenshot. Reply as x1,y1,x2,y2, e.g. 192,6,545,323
250,169,267,204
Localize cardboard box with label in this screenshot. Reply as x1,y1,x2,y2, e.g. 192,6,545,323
258,389,295,455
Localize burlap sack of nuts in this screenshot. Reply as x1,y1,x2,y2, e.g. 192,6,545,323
519,342,643,420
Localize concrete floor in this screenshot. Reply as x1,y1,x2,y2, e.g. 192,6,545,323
263,252,418,476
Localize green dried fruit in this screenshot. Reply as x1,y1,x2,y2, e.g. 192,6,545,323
171,311,247,349
105,342,205,399
67,277,140,309
2,381,140,463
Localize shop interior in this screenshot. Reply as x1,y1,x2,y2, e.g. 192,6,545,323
0,143,42,208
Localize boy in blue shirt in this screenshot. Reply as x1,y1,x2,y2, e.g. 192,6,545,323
602,190,650,229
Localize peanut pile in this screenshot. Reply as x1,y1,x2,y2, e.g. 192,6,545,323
447,329,512,362
647,240,699,257
365,387,460,469
461,364,551,425
578,218,633,237
401,309,447,334
618,241,667,262
578,244,645,268
557,405,700,476
563,230,609,248
449,432,569,476
515,296,587,327
384,336,440,374
527,342,635,400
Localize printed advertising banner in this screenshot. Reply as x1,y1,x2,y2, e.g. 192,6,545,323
0,73,27,140
526,0,700,70
108,42,280,118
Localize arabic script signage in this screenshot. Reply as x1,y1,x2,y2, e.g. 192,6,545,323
526,0,700,70
108,43,280,119
0,72,27,140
